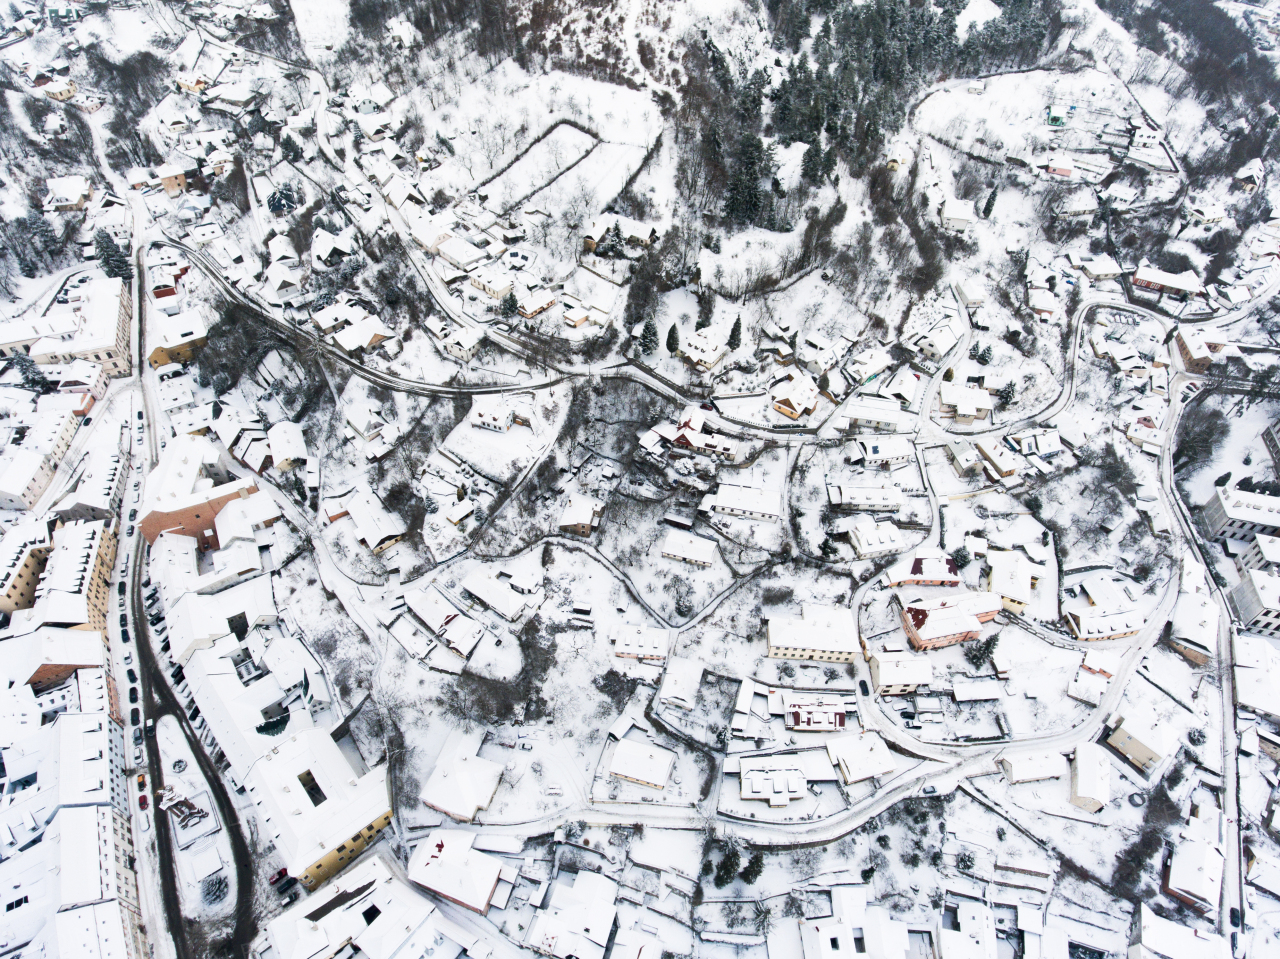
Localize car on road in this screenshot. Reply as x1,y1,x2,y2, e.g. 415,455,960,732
127,526,134,537
119,614,128,628
128,509,137,522
128,687,138,704
136,411,144,421
145,719,154,738
859,680,870,697
268,868,288,886
276,877,298,894
136,774,146,792
138,795,148,811
126,669,137,684
130,708,140,726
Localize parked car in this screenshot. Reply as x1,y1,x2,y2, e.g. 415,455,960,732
119,614,128,628
138,794,148,810
133,745,144,765
859,680,870,697
126,669,137,684
128,509,137,522
136,774,146,792
123,652,132,666
118,582,127,597
127,526,135,537
148,615,163,627
130,708,140,726
159,639,170,653
128,687,138,704
276,877,298,894
132,727,142,746
268,868,288,886
281,891,300,907
121,629,130,644
136,411,144,421
922,785,937,795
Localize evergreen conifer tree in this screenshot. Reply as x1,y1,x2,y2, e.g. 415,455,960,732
740,852,765,884
727,315,742,351
983,186,998,219
500,291,518,317
639,317,658,354
801,142,823,183
666,324,680,354
10,353,50,393
94,229,133,282
714,847,741,888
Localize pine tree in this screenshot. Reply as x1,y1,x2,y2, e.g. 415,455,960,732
500,291,518,317
727,315,742,351
969,342,981,360
951,546,971,569
94,229,132,282
978,345,993,365
714,847,741,888
818,372,830,394
639,316,658,355
998,381,1016,406
10,353,50,393
801,142,823,184
983,186,998,219
24,211,57,255
666,323,680,354
281,134,302,163
740,852,764,884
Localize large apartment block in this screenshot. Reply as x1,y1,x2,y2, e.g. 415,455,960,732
1202,485,1280,543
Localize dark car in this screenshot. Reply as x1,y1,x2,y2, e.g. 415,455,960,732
121,629,130,644
119,614,128,628
148,615,163,627
118,582,127,597
859,680,870,697
1230,908,1241,928
127,526,135,537
159,639,170,653
126,669,137,684
128,687,138,704
128,509,137,522
82,417,92,426
130,708,140,726
268,868,289,886
138,794,148,810
700,402,714,411
922,785,937,795
132,727,142,745
137,411,144,421
276,877,298,894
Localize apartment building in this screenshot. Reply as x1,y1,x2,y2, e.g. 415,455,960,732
0,519,53,613
245,728,392,890
8,519,117,636
28,273,132,378
139,434,257,550
1202,485,1280,543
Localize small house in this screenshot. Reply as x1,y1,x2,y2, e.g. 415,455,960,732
941,196,975,233
443,327,484,363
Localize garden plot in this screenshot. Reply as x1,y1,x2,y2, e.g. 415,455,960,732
592,729,707,807
915,69,1146,167
409,62,661,198
482,123,598,212
525,140,653,223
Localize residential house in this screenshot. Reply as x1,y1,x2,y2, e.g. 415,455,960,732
559,494,604,537
868,651,933,696
771,371,820,419
766,605,858,663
